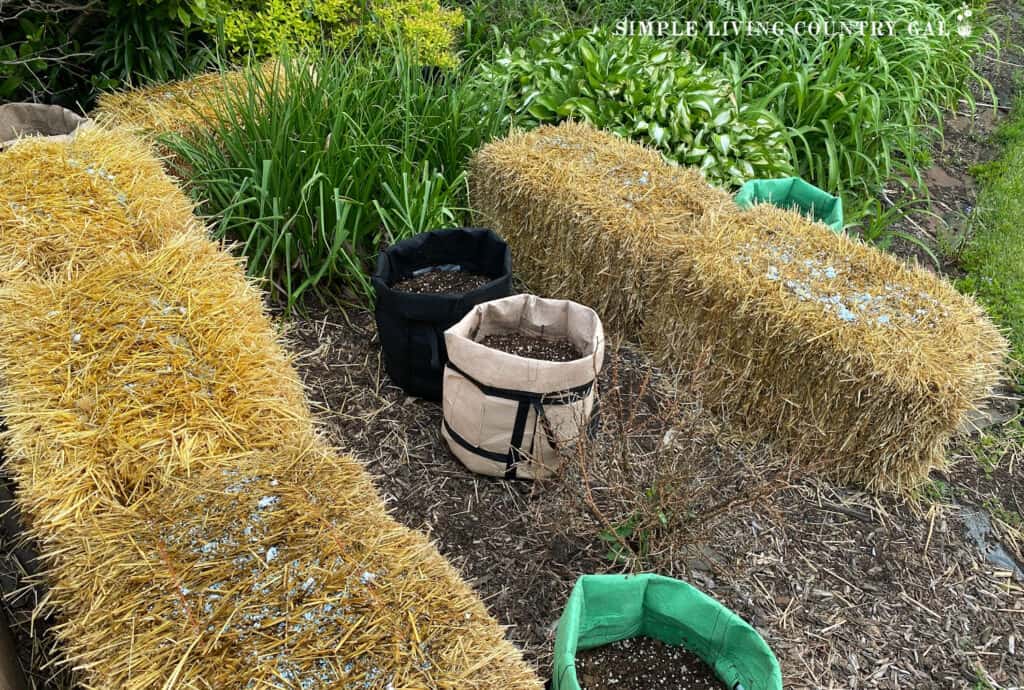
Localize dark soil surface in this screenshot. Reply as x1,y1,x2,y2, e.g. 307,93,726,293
479,333,582,362
392,269,491,295
575,637,724,690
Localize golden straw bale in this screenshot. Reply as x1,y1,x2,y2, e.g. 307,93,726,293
470,121,1008,490
0,222,541,689
20,442,539,689
93,62,280,137
469,120,736,332
0,124,198,281
0,232,312,508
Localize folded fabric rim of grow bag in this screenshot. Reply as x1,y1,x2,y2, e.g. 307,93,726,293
553,573,782,690
734,176,843,232
0,102,88,148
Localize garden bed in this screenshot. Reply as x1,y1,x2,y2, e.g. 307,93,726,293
288,299,1023,689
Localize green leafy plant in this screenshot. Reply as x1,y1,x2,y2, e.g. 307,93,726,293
916,477,952,504
597,485,673,565
482,27,793,187
1,0,213,106
164,45,503,308
982,497,1023,528
656,0,991,205
92,0,216,90
210,0,464,68
0,10,88,104
847,197,941,268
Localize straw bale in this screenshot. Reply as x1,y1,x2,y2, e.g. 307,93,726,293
93,62,280,138
0,225,541,688
0,124,198,281
470,121,736,333
470,121,1007,490
21,441,538,689
0,232,311,509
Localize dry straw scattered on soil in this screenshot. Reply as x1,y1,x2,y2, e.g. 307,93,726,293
470,121,1008,490
0,204,540,685
0,124,198,281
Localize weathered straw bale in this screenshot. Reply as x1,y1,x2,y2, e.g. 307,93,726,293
470,121,1007,490
0,227,540,688
21,441,538,689
93,62,280,137
0,124,198,281
0,232,311,509
470,121,736,333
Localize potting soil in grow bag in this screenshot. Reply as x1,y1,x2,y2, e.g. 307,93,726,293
442,294,604,480
553,574,782,690
373,228,512,401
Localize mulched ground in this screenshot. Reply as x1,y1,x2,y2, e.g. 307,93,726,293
392,269,491,294
289,302,1024,689
479,333,582,361
575,637,724,690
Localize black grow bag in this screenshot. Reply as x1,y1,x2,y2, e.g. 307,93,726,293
372,228,512,401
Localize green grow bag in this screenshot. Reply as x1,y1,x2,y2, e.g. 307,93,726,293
735,177,843,232
553,574,782,690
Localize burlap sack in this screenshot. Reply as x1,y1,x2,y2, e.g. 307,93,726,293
442,295,604,479
0,103,88,149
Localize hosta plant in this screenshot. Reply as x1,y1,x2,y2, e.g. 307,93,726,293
484,27,793,187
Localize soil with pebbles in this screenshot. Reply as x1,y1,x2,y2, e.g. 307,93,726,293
392,270,491,295
479,333,581,362
575,637,724,690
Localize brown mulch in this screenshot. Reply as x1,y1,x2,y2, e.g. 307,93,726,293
479,333,581,362
289,301,1024,690
575,637,724,690
392,270,491,295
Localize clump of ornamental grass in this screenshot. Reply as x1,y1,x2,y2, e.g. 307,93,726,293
159,45,505,308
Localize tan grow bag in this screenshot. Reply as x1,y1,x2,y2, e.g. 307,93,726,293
0,103,88,149
442,295,604,479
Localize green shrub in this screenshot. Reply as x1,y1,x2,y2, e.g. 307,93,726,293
163,47,502,308
93,0,216,89
957,98,1024,376
1,0,214,106
212,0,464,68
0,10,90,104
483,27,793,187
1,0,463,107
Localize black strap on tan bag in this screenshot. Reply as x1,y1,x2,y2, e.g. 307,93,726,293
443,362,594,479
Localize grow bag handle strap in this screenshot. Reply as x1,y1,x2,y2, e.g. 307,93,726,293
444,363,596,480
442,402,530,480
445,363,595,404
